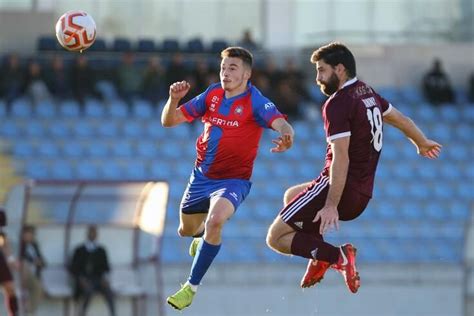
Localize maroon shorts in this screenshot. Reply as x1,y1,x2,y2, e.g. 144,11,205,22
279,175,370,234
0,251,13,283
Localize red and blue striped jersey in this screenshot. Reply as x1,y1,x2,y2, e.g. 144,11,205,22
179,82,285,180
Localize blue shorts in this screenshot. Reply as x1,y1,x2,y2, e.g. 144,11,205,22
180,168,252,214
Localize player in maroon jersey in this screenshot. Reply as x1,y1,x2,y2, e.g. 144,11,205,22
266,42,442,293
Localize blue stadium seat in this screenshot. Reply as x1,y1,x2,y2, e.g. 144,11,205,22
25,160,50,179
186,38,205,53
209,39,228,53
399,86,424,104
124,161,147,179
112,38,132,52
58,99,81,117
428,124,451,143
413,104,437,122
110,141,133,158
75,162,99,179
447,202,469,220
438,105,460,122
36,141,60,158
0,121,20,138
48,121,72,139
61,142,84,158
24,121,46,138
161,39,180,53
461,105,474,122
95,81,118,101
453,124,472,142
96,121,119,138
108,100,129,118
159,141,182,159
122,120,145,138
88,38,107,51
101,161,123,179
37,36,59,51
50,161,74,179
146,120,167,138
72,120,96,138
132,99,154,118
35,100,56,118
12,142,35,158
149,163,173,179
84,98,105,117
137,39,156,52
0,100,6,117
424,202,447,220
86,141,109,158
136,141,158,158
377,87,401,103
10,98,32,118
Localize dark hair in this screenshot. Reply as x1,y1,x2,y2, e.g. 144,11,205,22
221,46,253,68
311,42,356,78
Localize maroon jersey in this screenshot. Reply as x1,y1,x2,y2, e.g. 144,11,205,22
321,78,392,197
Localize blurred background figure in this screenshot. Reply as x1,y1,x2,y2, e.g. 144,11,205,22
422,58,455,105
469,71,474,103
116,52,142,105
141,56,166,104
44,55,71,100
23,59,51,105
238,29,259,51
70,55,98,105
19,225,45,316
0,208,19,316
0,53,25,110
69,225,115,316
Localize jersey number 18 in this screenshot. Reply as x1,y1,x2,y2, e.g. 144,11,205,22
366,107,383,152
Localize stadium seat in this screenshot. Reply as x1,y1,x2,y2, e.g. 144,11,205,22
112,38,132,52
61,142,84,158
36,141,60,158
86,141,109,158
186,38,205,53
377,87,401,103
209,39,228,53
75,162,99,179
12,142,35,158
35,100,56,118
25,160,50,179
24,121,46,138
108,100,129,118
0,99,5,117
84,98,106,117
0,121,20,138
149,163,173,179
97,121,119,138
137,39,156,52
461,105,474,122
101,161,123,179
50,161,74,179
88,38,107,51
132,99,154,118
136,141,158,158
72,120,96,138
399,86,424,104
48,121,72,139
95,81,118,101
438,105,460,122
58,99,81,117
37,36,59,51
122,120,145,138
110,141,133,158
124,161,147,179
161,39,180,53
145,120,167,138
10,98,32,118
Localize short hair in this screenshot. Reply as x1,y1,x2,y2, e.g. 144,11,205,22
310,42,356,78
221,46,253,68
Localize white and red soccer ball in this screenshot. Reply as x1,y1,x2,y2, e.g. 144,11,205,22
55,10,96,52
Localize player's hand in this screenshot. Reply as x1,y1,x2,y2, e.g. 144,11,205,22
271,134,293,153
169,81,191,101
417,139,442,159
313,205,339,235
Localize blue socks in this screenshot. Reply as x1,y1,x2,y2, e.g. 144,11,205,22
188,239,221,286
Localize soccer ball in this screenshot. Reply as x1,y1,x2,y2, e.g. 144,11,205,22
55,10,96,52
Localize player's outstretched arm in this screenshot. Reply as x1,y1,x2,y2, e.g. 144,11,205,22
383,106,442,159
161,81,190,127
270,118,294,153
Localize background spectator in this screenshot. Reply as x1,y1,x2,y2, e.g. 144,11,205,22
141,56,166,104
44,55,71,99
69,225,115,316
19,225,45,316
0,53,25,109
422,58,455,105
23,60,51,104
115,52,142,104
238,29,259,51
469,72,474,103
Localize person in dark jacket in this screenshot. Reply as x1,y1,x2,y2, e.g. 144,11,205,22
69,225,115,316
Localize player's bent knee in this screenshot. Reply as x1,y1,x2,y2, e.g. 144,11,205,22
177,226,196,237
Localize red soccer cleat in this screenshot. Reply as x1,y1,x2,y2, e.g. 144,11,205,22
300,259,331,288
333,243,360,293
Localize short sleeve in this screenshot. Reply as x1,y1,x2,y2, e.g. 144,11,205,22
325,97,351,142
378,95,393,116
252,92,285,128
179,91,207,122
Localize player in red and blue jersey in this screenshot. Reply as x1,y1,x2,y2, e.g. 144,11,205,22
162,47,294,310
266,42,442,294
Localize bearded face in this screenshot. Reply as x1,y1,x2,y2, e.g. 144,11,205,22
318,72,340,96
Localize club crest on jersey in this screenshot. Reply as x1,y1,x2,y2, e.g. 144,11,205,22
234,105,244,116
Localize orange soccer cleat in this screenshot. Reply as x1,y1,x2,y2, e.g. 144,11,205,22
333,243,360,293
300,259,331,288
